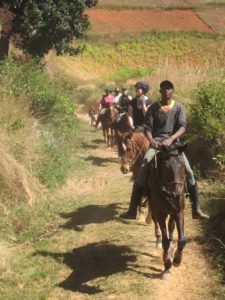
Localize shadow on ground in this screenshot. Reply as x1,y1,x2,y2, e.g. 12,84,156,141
59,203,122,231
85,155,118,166
35,241,137,294
91,139,104,144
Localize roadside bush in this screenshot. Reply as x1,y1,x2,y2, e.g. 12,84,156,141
0,58,78,133
190,79,225,142
0,58,79,189
188,79,225,174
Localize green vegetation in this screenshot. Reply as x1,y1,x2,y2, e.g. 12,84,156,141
0,58,80,193
82,32,225,68
191,79,225,142
0,0,97,58
0,2,225,298
97,0,225,9
112,66,154,82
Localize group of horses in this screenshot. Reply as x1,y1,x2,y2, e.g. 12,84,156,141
89,105,187,280
89,105,129,147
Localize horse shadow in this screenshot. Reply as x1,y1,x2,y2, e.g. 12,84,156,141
59,203,121,231
91,139,103,144
85,155,118,167
81,141,99,150
35,241,137,294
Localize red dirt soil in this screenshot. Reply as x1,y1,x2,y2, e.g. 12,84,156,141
87,9,213,33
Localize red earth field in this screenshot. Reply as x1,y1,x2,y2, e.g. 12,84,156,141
87,9,213,33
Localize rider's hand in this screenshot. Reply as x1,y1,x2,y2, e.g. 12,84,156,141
150,139,159,149
160,137,174,146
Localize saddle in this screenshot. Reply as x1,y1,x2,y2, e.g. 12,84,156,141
158,142,187,156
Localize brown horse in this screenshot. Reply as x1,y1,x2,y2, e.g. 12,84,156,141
118,131,163,248
148,144,186,279
118,131,149,180
100,105,118,147
113,113,131,139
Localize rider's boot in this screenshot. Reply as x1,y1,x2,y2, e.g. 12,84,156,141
120,183,143,219
188,183,209,219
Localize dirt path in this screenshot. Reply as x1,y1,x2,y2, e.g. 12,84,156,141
41,114,218,299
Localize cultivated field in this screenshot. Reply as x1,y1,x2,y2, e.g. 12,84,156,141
1,1,225,299
87,9,213,34
97,0,225,9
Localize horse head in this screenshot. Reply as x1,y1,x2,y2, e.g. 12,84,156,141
107,105,117,123
118,131,149,175
156,143,187,201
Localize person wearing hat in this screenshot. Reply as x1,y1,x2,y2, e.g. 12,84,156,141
121,80,209,220
95,88,115,128
117,87,132,113
114,87,122,105
127,81,153,131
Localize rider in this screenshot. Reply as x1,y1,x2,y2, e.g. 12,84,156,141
128,81,153,130
121,80,209,220
95,88,115,128
114,87,122,105
117,87,132,113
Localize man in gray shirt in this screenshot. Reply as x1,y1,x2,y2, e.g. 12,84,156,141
121,80,209,220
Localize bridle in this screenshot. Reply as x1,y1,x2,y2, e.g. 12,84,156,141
153,152,185,210
120,136,145,169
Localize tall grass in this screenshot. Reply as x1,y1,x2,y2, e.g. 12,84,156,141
0,58,80,200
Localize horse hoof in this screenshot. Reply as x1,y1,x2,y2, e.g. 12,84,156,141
173,252,182,267
163,257,173,270
161,270,171,281
173,258,182,267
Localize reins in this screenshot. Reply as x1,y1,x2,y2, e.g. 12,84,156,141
153,152,185,210
130,139,145,168
121,134,146,169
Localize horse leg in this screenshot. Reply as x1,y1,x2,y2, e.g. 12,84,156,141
173,211,186,267
168,216,175,242
152,215,162,249
168,216,176,255
157,215,172,279
110,127,114,147
107,127,110,147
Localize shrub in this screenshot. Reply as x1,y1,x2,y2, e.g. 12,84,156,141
112,66,154,82
0,58,80,189
0,58,78,133
190,79,225,142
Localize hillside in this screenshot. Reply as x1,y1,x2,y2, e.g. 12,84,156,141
0,1,225,299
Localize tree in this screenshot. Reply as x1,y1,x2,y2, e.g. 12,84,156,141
0,0,97,59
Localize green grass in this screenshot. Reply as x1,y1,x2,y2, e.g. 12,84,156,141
200,180,225,299
112,66,155,82
75,32,225,71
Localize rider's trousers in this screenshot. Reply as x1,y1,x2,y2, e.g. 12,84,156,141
136,148,195,187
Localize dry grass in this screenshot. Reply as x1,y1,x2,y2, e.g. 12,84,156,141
0,96,43,206
97,0,225,10
97,0,204,9
197,6,225,33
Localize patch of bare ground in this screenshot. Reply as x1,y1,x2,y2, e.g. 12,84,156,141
197,7,225,34
87,9,213,33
